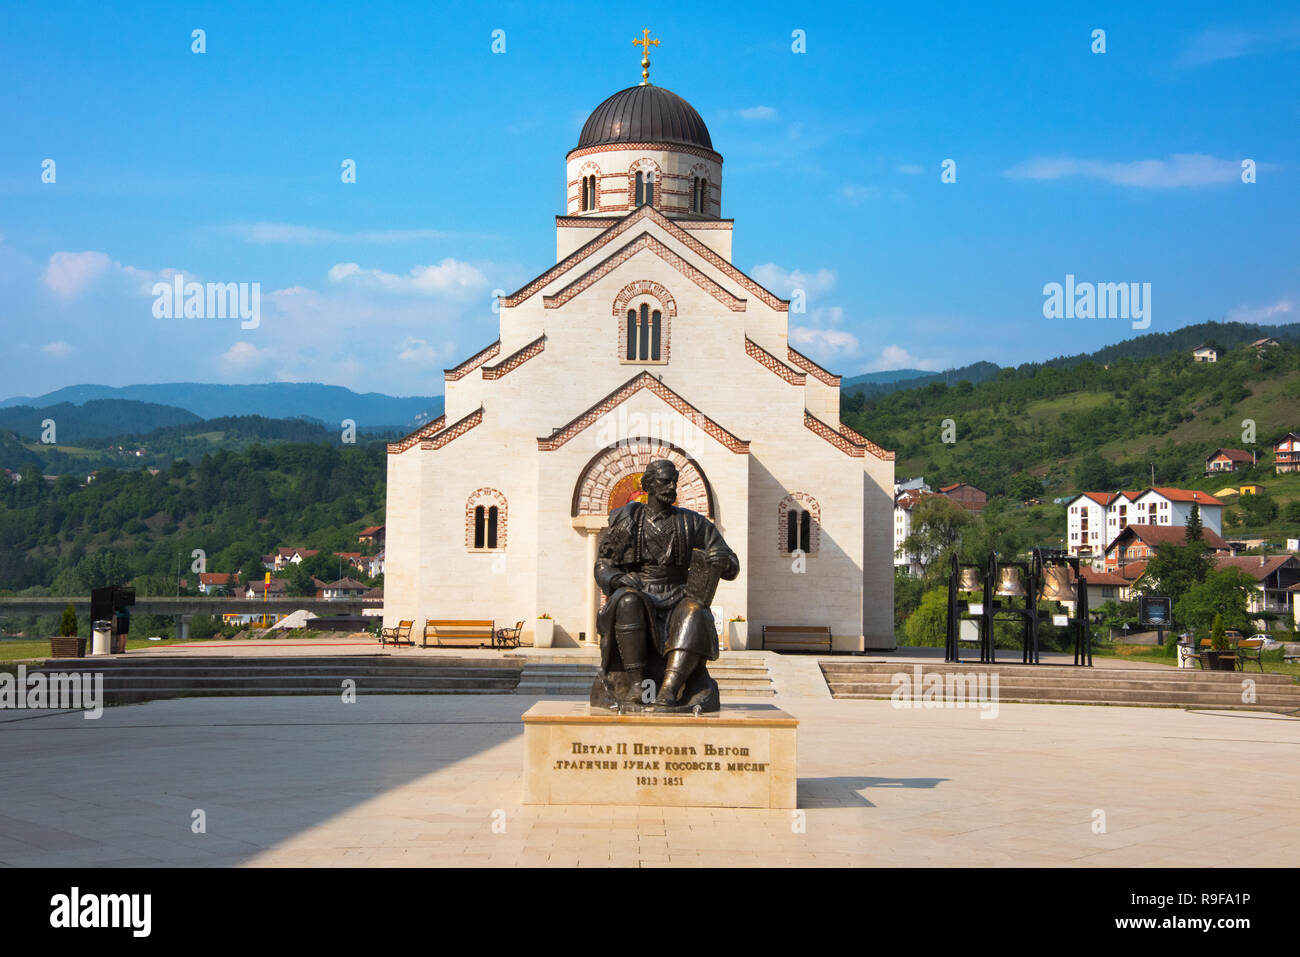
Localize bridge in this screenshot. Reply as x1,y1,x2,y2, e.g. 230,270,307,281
0,596,383,638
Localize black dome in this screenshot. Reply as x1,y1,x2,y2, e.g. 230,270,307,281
576,85,712,151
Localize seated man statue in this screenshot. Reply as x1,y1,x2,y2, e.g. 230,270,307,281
591,459,739,712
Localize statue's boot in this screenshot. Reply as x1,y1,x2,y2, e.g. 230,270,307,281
614,621,648,706
655,649,701,707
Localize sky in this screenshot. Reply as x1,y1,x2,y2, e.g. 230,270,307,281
1,0,1297,399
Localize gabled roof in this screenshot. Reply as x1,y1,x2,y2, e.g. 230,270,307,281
536,371,749,454
501,204,788,313
1141,487,1223,506
1206,448,1253,462
1213,554,1299,580
1105,523,1230,553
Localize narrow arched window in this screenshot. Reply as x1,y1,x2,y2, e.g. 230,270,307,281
626,309,637,360
635,171,644,206
800,510,811,551
700,179,708,212
486,506,499,549
579,178,587,212
650,310,661,360
587,176,596,211
474,506,486,549
786,509,799,554
638,304,650,359
645,171,654,206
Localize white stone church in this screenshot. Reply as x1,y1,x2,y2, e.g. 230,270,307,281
385,69,895,651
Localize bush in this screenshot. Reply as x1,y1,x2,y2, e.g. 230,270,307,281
58,602,78,637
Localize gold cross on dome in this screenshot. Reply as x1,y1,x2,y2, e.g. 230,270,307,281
633,29,659,85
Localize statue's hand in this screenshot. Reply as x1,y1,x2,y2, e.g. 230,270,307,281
706,544,732,569
615,572,643,591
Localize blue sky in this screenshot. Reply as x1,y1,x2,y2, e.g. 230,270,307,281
1,0,1297,398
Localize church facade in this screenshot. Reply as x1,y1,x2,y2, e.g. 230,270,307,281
384,76,895,651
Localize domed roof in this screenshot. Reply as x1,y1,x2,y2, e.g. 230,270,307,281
576,85,713,151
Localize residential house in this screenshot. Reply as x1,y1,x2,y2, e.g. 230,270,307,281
893,489,935,576
1212,554,1300,621
367,550,385,578
1249,337,1281,353
1066,492,1119,561
197,572,239,595
938,482,987,512
263,548,320,572
244,578,289,599
1205,448,1254,474
358,525,385,547
894,477,929,495
1191,344,1219,362
321,578,369,601
1103,523,1232,575
333,552,366,573
1273,432,1300,474
1127,488,1223,535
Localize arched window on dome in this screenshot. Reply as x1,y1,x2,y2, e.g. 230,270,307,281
583,175,596,212
635,170,654,207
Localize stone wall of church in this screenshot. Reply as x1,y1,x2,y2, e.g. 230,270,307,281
565,145,722,220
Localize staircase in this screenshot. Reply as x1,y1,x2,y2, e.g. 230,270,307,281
819,660,1300,713
31,655,523,706
516,652,774,697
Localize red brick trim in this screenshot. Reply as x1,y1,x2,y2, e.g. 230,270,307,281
444,341,501,381
804,410,864,457
839,421,895,461
778,492,822,554
387,415,446,454
538,372,749,454
746,337,806,385
573,441,712,519
786,346,841,386
556,216,619,228
542,232,745,312
566,141,724,165
482,334,545,380
420,407,484,451
678,220,734,230
503,205,785,312
465,487,508,549
612,280,677,317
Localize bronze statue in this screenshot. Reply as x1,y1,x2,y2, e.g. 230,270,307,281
591,459,739,712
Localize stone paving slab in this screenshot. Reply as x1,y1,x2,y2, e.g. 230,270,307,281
0,693,1296,867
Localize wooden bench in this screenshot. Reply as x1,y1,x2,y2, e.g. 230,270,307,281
762,624,832,654
423,619,494,648
494,620,523,649
1235,638,1265,673
380,620,414,648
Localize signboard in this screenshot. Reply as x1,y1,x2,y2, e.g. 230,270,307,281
1138,596,1171,627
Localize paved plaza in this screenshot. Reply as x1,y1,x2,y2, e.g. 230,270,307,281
1,683,1297,867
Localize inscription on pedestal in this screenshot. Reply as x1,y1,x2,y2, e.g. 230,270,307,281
522,701,797,809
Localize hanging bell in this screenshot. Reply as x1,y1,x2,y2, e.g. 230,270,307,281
995,566,1026,597
1040,565,1076,603
957,567,981,592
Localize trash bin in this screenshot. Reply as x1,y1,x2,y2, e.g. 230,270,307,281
1176,642,1195,669
92,619,112,656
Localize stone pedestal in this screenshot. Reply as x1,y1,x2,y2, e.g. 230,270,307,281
522,701,797,809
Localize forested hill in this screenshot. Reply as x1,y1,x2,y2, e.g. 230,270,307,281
0,442,387,594
842,338,1300,501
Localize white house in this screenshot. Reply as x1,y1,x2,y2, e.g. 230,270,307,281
1068,488,1222,567
384,70,896,650
1127,488,1223,535
1192,344,1219,362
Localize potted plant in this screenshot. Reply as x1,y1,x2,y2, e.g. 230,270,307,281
534,614,554,649
727,616,747,651
1204,613,1236,671
49,602,86,658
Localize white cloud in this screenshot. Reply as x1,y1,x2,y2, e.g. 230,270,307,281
841,184,881,203
43,251,111,298
220,341,270,371
236,222,454,245
897,164,924,175
1004,153,1248,188
41,340,73,358
328,258,488,296
396,337,445,364
790,327,861,356
1227,299,1295,323
861,345,943,373
1177,22,1300,67
751,263,836,297
737,106,778,120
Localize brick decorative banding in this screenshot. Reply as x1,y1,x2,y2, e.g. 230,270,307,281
387,414,447,454
574,441,711,518
482,335,546,380
746,338,806,385
786,346,841,386
538,372,750,454
777,492,821,554
420,407,484,451
566,141,724,165
465,487,508,549
804,411,864,457
445,341,501,381
838,422,895,461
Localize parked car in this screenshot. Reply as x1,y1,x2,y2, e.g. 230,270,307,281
1249,633,1282,650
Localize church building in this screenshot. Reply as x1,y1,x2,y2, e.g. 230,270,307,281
385,51,895,651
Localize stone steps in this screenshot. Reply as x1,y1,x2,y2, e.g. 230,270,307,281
820,661,1300,712
516,655,775,697
30,655,523,705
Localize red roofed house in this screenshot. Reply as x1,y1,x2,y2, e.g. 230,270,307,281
1103,523,1232,574
938,483,987,512
244,578,289,599
1128,488,1223,535
1274,432,1300,474
359,525,385,546
1205,448,1254,474
197,572,239,595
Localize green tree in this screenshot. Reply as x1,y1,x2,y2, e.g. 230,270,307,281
902,496,972,582
904,589,949,647
59,602,78,636
1173,568,1257,637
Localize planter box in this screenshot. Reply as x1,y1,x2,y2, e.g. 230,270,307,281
49,637,87,658
534,618,554,648
1206,651,1237,672
727,621,747,651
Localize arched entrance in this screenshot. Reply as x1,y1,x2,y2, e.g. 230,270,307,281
571,439,716,644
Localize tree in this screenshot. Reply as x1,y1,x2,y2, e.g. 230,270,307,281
59,602,78,637
904,589,948,647
1138,536,1214,622
1184,502,1203,544
902,496,972,581
1173,568,1257,636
